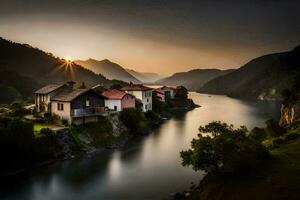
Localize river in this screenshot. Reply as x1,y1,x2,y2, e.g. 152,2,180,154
0,92,280,200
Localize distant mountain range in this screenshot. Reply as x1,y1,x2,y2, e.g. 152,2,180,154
199,45,300,100
75,59,141,83
0,37,124,103
156,69,234,91
126,69,163,83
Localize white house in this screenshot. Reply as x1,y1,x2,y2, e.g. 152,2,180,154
34,81,75,112
34,81,107,124
102,89,135,111
121,84,153,112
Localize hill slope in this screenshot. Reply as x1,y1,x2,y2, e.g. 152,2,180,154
199,46,300,100
156,69,234,91
0,37,119,103
126,69,163,83
75,59,141,83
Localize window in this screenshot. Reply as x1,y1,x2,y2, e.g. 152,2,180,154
145,105,147,110
86,98,90,107
57,103,64,111
114,106,117,111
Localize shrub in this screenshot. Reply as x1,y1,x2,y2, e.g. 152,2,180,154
120,108,145,134
145,110,159,121
181,121,268,174
249,127,267,142
265,119,286,137
284,132,300,141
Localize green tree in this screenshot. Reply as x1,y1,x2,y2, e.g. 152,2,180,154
120,108,145,134
181,121,268,174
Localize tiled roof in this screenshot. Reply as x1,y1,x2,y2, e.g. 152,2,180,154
102,89,131,100
161,86,176,90
51,89,107,102
154,88,165,95
121,84,152,91
135,98,143,105
34,83,65,94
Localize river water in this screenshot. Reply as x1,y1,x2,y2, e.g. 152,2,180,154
1,93,280,200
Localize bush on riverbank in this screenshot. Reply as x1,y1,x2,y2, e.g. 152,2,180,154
120,108,146,134
0,117,63,173
180,121,268,174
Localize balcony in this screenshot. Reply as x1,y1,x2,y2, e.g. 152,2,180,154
71,107,106,117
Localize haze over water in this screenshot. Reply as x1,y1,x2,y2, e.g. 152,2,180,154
1,93,280,200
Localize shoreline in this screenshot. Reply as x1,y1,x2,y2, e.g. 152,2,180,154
1,103,198,178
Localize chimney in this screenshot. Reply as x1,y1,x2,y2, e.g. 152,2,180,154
78,82,86,89
66,80,76,89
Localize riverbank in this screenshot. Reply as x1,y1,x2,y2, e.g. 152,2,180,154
173,122,300,200
0,98,198,178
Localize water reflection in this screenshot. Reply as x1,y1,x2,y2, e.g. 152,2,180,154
0,93,280,200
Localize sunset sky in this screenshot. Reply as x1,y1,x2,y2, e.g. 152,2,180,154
0,0,299,75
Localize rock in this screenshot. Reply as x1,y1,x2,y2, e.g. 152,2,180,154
279,102,300,126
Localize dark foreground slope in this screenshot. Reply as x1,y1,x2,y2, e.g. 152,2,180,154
199,46,300,100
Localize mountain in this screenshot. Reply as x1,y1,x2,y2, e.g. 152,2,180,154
0,37,122,103
156,69,234,91
199,45,300,100
126,69,163,83
75,59,141,83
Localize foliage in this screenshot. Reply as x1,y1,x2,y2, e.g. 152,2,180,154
181,121,268,174
145,110,160,121
120,108,146,134
175,86,188,100
249,127,267,142
0,117,61,172
152,92,169,114
0,84,22,104
281,76,300,106
265,119,286,137
73,117,113,147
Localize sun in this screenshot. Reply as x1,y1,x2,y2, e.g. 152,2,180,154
64,56,73,62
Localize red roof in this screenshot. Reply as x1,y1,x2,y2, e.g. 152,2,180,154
121,84,152,91
102,89,131,100
154,88,165,95
135,98,143,105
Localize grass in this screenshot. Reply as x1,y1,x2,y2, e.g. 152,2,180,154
33,123,56,132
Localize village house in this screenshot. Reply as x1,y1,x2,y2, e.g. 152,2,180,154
34,81,107,124
102,89,135,111
153,88,165,102
121,84,153,112
160,86,176,100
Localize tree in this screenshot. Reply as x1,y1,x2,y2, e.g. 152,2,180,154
180,121,268,174
175,86,188,100
120,108,145,134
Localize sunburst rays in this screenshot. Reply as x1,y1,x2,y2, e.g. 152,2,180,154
50,58,76,80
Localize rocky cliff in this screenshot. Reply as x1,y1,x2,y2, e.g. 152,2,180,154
280,102,300,126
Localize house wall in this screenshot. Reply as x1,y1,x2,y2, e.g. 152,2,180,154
105,99,122,111
51,101,72,123
126,90,152,112
121,94,135,109
71,91,105,109
35,85,68,112
163,89,175,100
35,94,51,112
